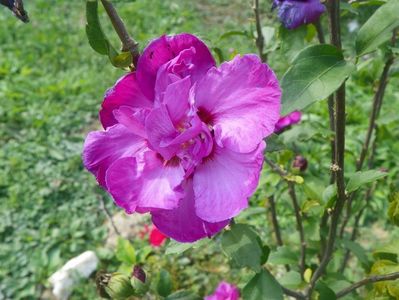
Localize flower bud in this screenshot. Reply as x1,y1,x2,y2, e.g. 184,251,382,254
103,272,135,300
130,265,149,296
292,155,308,172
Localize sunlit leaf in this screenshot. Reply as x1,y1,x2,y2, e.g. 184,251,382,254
356,0,399,56
346,170,388,193
221,224,265,272
243,269,283,300
281,44,355,114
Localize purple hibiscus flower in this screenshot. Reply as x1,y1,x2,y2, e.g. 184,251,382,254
274,110,302,133
83,33,281,242
205,281,240,300
273,0,326,29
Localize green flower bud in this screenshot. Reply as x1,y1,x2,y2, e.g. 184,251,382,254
104,272,135,300
130,265,149,296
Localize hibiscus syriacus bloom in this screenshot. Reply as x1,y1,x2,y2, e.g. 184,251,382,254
272,0,326,30
83,33,281,242
274,110,302,133
205,282,240,300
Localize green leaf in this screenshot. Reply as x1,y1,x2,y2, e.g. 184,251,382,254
219,30,250,40
85,0,109,55
302,200,321,214
279,25,307,63
388,192,399,226
85,0,129,68
341,239,370,270
221,224,265,272
322,184,337,206
115,237,135,265
371,260,399,298
265,134,285,152
278,271,302,289
315,281,337,300
373,241,399,262
356,0,399,56
243,269,283,300
165,239,208,255
346,170,388,193
156,269,172,297
165,290,201,300
281,44,355,114
268,246,298,265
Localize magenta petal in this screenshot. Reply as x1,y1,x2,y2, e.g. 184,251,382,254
193,142,265,223
105,157,141,213
205,282,240,300
151,181,229,243
145,105,180,160
194,54,281,153
136,151,184,210
137,33,215,100
113,106,149,138
100,73,152,129
82,124,147,187
163,76,191,124
105,152,184,213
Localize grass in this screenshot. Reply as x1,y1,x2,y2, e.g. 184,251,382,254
0,0,257,298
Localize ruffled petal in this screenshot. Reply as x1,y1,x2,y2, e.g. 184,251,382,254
82,124,147,187
194,55,281,153
137,33,215,100
162,76,191,124
105,152,184,213
136,151,185,210
193,142,265,223
145,105,180,160
100,73,152,129
151,181,229,243
104,157,141,213
113,106,149,138
276,0,326,30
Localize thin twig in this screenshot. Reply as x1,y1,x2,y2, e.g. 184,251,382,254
314,19,325,44
336,272,399,298
253,0,266,62
308,1,345,296
97,194,121,236
268,196,284,247
282,286,306,300
265,158,306,277
314,19,336,257
100,0,140,66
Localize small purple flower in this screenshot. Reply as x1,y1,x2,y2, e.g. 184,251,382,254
274,110,302,133
205,282,240,300
83,33,281,242
273,0,326,30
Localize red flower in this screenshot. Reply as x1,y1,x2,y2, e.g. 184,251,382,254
149,226,167,247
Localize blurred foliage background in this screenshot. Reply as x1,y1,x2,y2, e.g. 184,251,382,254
0,0,398,299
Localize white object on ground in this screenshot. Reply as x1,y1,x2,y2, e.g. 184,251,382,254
48,251,99,300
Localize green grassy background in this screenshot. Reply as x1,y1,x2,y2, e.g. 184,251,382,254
0,1,257,298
